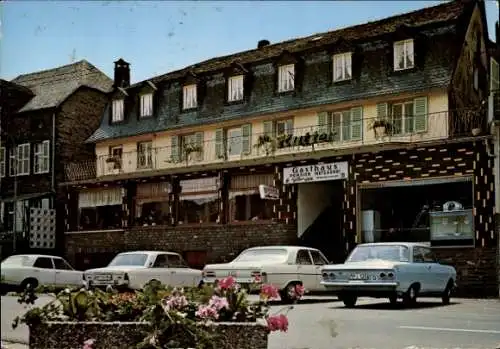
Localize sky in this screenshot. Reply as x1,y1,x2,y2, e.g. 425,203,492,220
1,1,499,83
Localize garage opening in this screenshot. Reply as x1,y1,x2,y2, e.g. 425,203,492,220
359,176,474,247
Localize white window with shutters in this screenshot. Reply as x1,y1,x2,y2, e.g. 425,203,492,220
170,132,204,163
137,141,153,169
112,99,124,122
333,52,352,82
228,75,244,102
183,84,197,110
394,39,414,71
376,97,428,135
34,140,50,174
317,107,363,141
17,143,30,176
140,93,153,117
263,119,294,138
278,64,295,92
217,124,251,158
491,58,499,92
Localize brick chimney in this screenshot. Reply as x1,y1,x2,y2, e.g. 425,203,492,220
113,58,130,88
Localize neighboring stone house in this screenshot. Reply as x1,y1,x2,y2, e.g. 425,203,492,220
62,0,498,296
0,60,113,258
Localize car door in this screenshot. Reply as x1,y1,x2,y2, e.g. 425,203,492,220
309,250,329,291
53,258,82,287
412,247,435,293
149,254,172,286
32,257,56,286
295,249,316,291
167,254,190,287
421,247,446,292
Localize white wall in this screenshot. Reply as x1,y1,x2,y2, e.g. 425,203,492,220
297,182,337,237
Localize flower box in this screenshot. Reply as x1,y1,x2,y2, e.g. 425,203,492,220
29,321,269,349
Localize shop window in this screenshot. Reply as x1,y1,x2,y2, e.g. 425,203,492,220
135,182,171,226
360,178,473,247
78,188,123,231
178,177,219,224
229,174,274,222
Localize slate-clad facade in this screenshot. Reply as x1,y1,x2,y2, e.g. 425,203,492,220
62,0,499,296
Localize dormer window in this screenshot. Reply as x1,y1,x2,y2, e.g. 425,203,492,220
278,64,295,92
228,75,244,102
112,99,124,123
140,93,153,117
333,52,352,82
183,84,197,110
394,39,414,71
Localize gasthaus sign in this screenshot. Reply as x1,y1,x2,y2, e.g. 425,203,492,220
283,161,349,184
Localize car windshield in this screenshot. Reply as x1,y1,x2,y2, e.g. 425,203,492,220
1,255,32,267
233,248,288,262
108,253,148,267
346,245,410,263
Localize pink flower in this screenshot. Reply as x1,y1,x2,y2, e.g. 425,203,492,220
266,314,289,332
195,304,220,319
260,284,279,300
208,295,229,311
253,275,262,283
82,338,95,349
162,295,188,311
218,276,236,290
289,284,305,300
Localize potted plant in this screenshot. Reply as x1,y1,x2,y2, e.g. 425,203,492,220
254,135,277,155
370,119,393,138
14,276,304,349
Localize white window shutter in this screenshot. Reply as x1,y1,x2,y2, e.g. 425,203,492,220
376,103,388,120
263,121,274,137
350,106,363,140
241,124,252,155
317,112,328,134
413,97,428,132
171,135,180,163
215,129,224,158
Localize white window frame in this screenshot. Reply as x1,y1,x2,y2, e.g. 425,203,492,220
227,127,242,157
228,75,244,102
108,145,123,171
137,141,153,169
278,64,295,92
0,147,5,178
391,101,415,135
394,39,415,71
16,143,30,176
140,93,153,117
333,52,352,82
34,140,50,174
183,84,197,110
276,119,294,136
112,99,124,123
9,148,16,176
490,58,499,92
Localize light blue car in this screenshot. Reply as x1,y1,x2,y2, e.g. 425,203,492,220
320,242,457,308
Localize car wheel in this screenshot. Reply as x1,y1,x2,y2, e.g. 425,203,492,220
389,294,398,305
20,278,38,291
342,294,357,308
280,282,300,304
402,284,418,307
442,281,453,305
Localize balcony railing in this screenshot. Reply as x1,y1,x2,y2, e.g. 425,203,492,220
62,109,487,182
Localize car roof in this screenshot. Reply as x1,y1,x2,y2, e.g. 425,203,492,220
356,242,430,248
5,254,63,259
243,245,320,252
116,251,180,256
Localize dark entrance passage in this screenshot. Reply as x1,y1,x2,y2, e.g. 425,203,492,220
297,180,345,263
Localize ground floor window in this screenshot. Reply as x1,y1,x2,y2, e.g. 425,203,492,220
359,177,474,247
229,174,274,222
178,177,219,224
78,188,123,231
135,182,171,226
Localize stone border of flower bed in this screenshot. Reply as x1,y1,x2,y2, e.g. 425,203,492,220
29,321,269,349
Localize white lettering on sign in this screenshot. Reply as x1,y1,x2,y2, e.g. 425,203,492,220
258,185,280,200
283,161,348,184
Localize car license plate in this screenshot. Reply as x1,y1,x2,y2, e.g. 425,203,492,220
350,273,368,280
95,274,112,281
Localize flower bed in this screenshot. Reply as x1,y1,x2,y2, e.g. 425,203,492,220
14,277,304,349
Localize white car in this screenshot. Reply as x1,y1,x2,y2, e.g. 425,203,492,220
1,254,83,291
320,242,457,308
203,246,331,302
83,251,202,290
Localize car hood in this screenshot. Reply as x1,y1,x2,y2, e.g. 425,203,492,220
322,260,401,270
204,261,278,270
85,266,146,273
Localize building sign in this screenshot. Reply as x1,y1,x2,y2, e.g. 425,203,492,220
258,185,280,200
283,161,348,184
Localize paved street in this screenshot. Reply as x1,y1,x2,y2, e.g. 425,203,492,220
2,295,500,349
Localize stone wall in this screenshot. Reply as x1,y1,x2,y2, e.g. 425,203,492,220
29,321,269,349
65,222,297,269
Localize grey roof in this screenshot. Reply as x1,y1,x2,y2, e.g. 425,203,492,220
11,60,113,113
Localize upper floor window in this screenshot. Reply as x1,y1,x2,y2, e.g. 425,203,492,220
228,75,244,102
318,107,363,142
0,147,5,178
140,93,153,117
491,58,499,92
16,143,30,176
376,97,428,135
263,119,294,138
394,39,414,71
183,84,197,110
171,132,204,163
137,141,153,169
278,64,295,92
9,148,16,176
112,99,124,123
108,146,123,171
333,52,352,82
34,140,50,174
215,124,252,159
